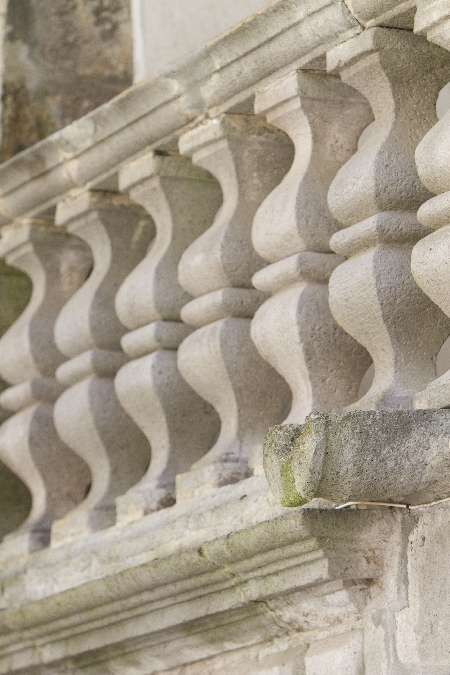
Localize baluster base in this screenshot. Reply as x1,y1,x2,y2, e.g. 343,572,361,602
0,528,50,563
51,506,116,546
116,486,176,525
176,462,252,502
415,373,450,409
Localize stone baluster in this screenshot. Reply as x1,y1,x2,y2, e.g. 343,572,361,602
411,3,450,408
0,220,93,558
114,152,222,522
51,192,154,543
326,27,450,410
251,71,373,424
176,115,294,499
0,260,33,545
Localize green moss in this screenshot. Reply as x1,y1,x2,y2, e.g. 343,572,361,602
263,424,308,507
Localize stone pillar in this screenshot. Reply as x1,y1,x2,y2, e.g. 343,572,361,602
326,28,450,410
114,152,221,522
51,192,154,543
176,115,293,499
251,70,372,424
0,220,92,559
410,2,450,409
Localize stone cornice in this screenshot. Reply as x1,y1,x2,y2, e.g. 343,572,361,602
0,477,399,675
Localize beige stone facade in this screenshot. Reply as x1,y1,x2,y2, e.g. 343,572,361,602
0,1,450,673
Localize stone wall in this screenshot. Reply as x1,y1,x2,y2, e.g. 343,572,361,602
1,0,133,161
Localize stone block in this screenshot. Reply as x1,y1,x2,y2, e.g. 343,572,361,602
305,631,364,675
264,410,450,506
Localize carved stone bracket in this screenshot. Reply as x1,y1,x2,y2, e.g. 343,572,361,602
264,410,450,507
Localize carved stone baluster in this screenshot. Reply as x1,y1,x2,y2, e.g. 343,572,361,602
176,115,293,499
411,3,450,408
326,28,450,410
114,153,221,522
0,261,37,532
0,220,92,558
51,192,154,543
251,71,373,424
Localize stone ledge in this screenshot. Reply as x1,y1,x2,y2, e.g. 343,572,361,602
0,476,396,675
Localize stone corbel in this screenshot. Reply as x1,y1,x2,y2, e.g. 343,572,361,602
264,409,450,507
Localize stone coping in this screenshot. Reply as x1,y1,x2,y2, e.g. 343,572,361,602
0,475,399,675
0,0,416,227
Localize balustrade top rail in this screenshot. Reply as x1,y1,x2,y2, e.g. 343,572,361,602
0,0,412,226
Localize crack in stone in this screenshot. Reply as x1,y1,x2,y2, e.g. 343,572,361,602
340,0,364,29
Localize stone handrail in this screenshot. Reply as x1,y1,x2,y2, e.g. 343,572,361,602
0,0,411,226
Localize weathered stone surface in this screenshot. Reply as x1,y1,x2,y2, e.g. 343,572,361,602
1,0,132,161
264,410,450,506
395,505,450,670
305,631,364,675
0,475,395,675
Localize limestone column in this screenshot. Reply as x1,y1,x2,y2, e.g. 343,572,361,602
251,71,373,424
0,220,92,558
51,192,154,543
114,152,221,522
326,28,450,410
176,115,294,499
410,2,450,409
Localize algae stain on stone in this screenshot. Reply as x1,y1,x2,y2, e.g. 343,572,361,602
263,424,308,507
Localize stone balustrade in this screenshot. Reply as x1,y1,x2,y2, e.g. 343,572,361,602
0,2,447,558
176,115,293,497
411,0,450,409
0,221,93,556
1,2,450,673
